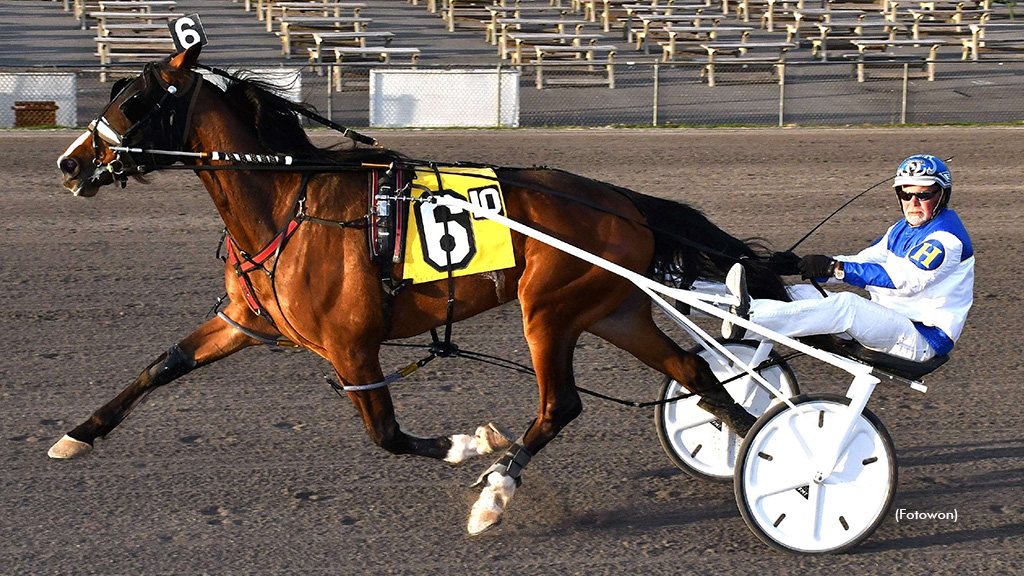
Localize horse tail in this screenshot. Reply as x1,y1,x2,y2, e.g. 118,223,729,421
631,193,791,301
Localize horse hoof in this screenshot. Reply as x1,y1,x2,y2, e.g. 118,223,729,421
467,471,516,536
445,423,514,463
467,508,503,536
477,423,513,453
47,435,93,459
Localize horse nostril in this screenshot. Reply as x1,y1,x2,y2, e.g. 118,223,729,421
59,157,79,176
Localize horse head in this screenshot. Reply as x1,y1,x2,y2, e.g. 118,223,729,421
57,44,203,197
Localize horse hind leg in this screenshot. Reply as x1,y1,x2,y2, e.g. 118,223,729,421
48,304,265,459
467,316,586,535
587,289,757,437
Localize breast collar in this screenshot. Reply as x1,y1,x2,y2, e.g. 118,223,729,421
223,173,313,322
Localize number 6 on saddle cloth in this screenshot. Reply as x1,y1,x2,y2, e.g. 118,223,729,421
372,166,516,286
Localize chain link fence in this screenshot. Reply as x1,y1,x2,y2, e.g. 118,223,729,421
2,60,1023,128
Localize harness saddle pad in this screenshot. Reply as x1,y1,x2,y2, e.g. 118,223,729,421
401,166,515,284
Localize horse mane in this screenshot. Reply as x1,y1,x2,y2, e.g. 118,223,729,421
207,69,400,165
629,192,791,301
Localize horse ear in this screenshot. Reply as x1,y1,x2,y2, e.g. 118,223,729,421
169,44,202,70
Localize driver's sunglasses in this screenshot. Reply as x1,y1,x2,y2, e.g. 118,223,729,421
896,188,940,202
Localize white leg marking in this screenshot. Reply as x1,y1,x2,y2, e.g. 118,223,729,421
445,423,514,463
47,434,93,459
445,434,479,464
467,471,516,535
476,423,513,453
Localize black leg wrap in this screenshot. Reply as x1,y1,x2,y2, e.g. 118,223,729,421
152,344,199,387
472,439,532,488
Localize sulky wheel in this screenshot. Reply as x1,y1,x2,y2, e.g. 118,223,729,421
655,339,799,482
734,393,897,554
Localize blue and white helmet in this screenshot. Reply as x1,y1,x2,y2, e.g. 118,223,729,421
893,154,952,198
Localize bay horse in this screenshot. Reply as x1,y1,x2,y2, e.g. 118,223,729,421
53,45,789,535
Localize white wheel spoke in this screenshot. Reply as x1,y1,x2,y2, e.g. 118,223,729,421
790,414,818,460
809,481,825,541
749,476,812,501
675,412,716,431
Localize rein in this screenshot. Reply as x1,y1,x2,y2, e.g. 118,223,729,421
91,65,764,268
111,145,763,269
86,62,800,403
194,64,383,149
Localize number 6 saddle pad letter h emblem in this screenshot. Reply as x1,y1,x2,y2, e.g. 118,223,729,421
402,167,515,284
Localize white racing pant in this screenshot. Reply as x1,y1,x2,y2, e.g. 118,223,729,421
749,285,937,362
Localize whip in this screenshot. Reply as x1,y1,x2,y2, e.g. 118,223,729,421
786,156,954,253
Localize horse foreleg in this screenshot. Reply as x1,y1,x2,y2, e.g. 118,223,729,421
331,348,513,462
467,324,584,535
48,305,266,459
330,353,452,460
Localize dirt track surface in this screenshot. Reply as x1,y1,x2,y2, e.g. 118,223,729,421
2,128,1022,574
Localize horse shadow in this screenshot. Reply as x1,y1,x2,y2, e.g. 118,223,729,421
554,500,740,535
897,437,1024,468
861,522,1024,554
535,466,742,535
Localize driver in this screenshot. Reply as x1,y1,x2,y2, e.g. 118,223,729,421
723,154,974,362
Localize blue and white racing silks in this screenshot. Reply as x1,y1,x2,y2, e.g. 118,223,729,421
833,209,975,355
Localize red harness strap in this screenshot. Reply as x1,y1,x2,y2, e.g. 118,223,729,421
225,218,301,318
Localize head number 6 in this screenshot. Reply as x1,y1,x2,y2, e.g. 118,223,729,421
170,14,209,52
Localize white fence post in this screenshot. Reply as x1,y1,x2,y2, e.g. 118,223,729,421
901,63,909,125
652,63,659,127
778,63,785,128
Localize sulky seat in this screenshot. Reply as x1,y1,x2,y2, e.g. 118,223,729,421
811,335,949,380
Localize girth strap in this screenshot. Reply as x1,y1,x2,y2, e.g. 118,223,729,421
216,312,297,347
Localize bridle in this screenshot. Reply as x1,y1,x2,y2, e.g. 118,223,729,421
88,62,202,187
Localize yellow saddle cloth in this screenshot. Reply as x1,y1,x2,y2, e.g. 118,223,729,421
401,166,516,284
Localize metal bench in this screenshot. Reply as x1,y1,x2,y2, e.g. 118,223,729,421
697,41,795,87
307,31,396,64
327,47,421,89
960,22,1024,60
264,2,365,32
93,36,176,82
659,26,753,61
847,38,944,81
504,31,603,61
530,44,616,89
278,16,373,58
